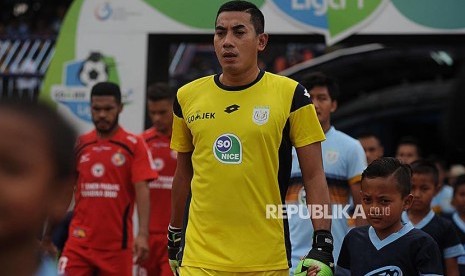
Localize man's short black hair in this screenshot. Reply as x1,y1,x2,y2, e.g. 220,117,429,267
362,157,412,197
356,130,381,141
304,72,340,101
90,81,121,104
216,0,265,34
397,135,422,158
147,82,175,102
410,159,440,187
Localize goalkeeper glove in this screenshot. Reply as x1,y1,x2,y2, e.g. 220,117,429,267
294,230,334,276
167,225,182,276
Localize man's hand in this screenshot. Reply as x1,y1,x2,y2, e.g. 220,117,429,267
133,233,149,265
294,230,334,276
168,225,182,276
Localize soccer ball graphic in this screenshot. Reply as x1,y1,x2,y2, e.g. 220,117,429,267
79,52,108,87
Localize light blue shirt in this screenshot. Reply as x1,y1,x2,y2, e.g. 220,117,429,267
36,257,57,276
289,126,366,274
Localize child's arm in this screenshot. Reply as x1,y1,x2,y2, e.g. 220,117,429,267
444,258,460,276
442,219,465,276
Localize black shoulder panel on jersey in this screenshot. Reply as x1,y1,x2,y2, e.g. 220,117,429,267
74,140,97,158
109,140,134,157
173,96,183,118
291,83,312,113
144,135,157,143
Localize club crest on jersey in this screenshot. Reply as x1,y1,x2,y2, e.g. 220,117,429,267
111,152,125,166
365,266,402,276
72,228,86,238
252,106,270,125
213,133,242,164
91,163,105,177
325,150,339,164
153,157,165,171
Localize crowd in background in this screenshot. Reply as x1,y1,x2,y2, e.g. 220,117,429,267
1,1,465,275
0,0,72,37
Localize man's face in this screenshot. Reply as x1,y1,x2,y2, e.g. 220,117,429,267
359,136,384,165
214,11,266,75
410,173,437,213
361,176,412,239
147,99,174,136
452,184,465,215
91,95,122,134
395,144,419,165
0,111,55,243
309,85,337,128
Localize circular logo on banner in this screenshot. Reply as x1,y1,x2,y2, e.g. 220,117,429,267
111,152,126,166
94,2,112,21
91,163,105,177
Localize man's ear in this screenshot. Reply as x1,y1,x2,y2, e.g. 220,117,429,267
258,33,268,51
403,194,414,210
330,100,338,113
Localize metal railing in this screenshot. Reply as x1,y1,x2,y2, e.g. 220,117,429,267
0,36,56,100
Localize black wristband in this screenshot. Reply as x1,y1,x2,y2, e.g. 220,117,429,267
313,229,333,250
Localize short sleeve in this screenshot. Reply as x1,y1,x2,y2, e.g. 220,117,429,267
289,84,325,148
443,219,465,258
170,95,194,152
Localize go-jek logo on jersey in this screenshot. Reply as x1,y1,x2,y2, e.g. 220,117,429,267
51,52,126,123
271,0,388,44
213,134,242,164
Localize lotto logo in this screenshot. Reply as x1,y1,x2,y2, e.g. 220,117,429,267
213,134,242,164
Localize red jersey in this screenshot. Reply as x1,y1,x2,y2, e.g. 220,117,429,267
142,127,177,234
68,127,157,250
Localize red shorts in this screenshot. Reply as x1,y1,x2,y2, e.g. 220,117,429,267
136,233,171,276
59,243,132,276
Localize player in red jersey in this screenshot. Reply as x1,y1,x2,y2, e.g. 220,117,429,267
59,82,157,276
138,82,177,276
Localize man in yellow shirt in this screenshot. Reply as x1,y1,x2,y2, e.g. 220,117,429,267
168,1,333,275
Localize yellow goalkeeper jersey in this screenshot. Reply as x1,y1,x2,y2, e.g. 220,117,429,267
170,70,325,272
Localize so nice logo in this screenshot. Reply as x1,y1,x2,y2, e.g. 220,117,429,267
271,0,389,44
213,134,242,164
